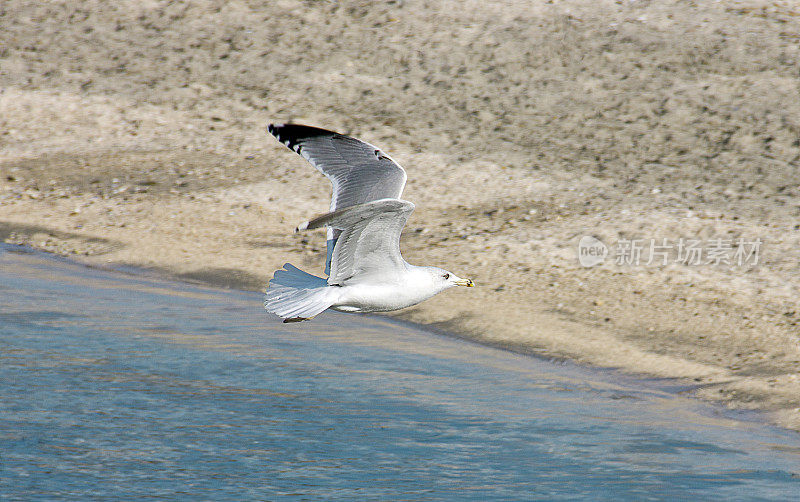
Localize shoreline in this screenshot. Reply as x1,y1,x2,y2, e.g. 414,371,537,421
1,198,798,433
0,240,787,436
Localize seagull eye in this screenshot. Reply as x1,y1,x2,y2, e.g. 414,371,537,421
443,273,450,280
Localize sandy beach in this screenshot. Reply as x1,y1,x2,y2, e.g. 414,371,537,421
2,0,799,429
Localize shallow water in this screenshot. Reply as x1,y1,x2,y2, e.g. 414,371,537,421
1,245,799,501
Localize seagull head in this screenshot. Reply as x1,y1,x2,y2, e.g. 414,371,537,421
427,267,475,290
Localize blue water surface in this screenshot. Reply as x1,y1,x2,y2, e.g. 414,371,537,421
1,244,799,501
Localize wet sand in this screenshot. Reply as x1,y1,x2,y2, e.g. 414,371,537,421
1,1,799,429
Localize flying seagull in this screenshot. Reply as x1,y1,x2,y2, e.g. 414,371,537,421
264,124,474,323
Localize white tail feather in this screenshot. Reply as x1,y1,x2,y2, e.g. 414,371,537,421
264,264,335,321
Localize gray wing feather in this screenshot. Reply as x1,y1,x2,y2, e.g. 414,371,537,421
268,124,408,275
299,199,415,286
268,124,407,210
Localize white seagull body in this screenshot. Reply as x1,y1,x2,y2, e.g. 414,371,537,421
264,124,474,323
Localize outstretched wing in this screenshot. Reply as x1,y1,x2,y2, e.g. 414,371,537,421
299,199,415,286
268,124,407,210
268,124,408,275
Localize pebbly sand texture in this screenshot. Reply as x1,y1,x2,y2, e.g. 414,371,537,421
1,1,799,429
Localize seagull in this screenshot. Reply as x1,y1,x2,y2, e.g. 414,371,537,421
264,124,474,323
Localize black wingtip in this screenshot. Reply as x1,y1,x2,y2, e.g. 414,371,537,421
268,124,337,139
283,316,310,323
268,124,340,153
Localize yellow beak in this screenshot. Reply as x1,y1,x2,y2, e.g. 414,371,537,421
456,278,475,287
